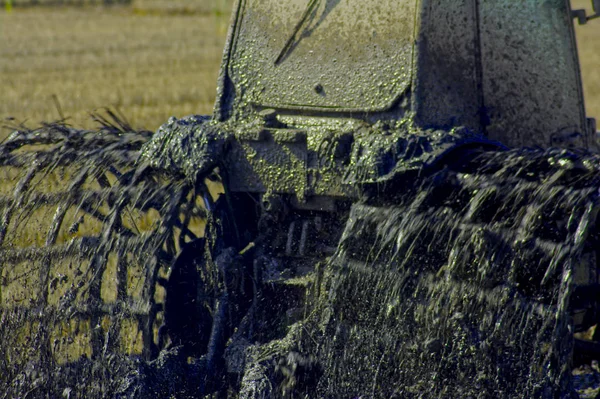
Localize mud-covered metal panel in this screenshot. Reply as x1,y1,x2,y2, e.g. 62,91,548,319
228,0,416,112
479,0,587,148
226,130,307,197
413,0,483,132
306,130,355,198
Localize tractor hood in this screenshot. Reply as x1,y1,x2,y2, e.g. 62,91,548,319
215,0,588,149
222,0,416,112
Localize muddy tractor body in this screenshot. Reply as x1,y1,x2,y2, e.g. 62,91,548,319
2,0,600,398
145,0,600,392
153,0,599,327
202,0,593,200
144,0,600,388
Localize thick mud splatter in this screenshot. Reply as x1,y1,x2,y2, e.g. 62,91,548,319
236,148,600,398
1,120,600,398
306,148,598,397
0,120,207,398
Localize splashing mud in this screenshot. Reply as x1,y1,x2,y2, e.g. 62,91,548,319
235,148,600,399
300,148,600,397
0,119,208,398
1,118,600,398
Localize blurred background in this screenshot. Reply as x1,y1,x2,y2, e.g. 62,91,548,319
0,0,598,133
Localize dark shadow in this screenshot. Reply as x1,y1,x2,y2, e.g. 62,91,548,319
275,0,342,65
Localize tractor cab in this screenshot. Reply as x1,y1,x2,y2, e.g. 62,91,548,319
215,0,591,149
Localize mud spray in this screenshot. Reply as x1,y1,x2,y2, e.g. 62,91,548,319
1,121,600,398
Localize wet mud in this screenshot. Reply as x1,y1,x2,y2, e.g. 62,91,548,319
1,120,600,398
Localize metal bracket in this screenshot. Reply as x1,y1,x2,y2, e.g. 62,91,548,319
572,0,600,25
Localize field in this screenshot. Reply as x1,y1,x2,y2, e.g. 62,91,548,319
0,2,231,133
0,0,599,134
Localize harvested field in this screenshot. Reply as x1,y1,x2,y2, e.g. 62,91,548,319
0,4,230,134
0,0,598,134
132,0,231,15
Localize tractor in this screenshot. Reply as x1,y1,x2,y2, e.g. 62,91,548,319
1,0,600,397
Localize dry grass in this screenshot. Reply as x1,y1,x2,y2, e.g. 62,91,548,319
132,0,232,15
0,1,598,135
0,4,230,132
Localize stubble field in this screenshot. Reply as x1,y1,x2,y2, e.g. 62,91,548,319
0,3,231,133
0,0,599,135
